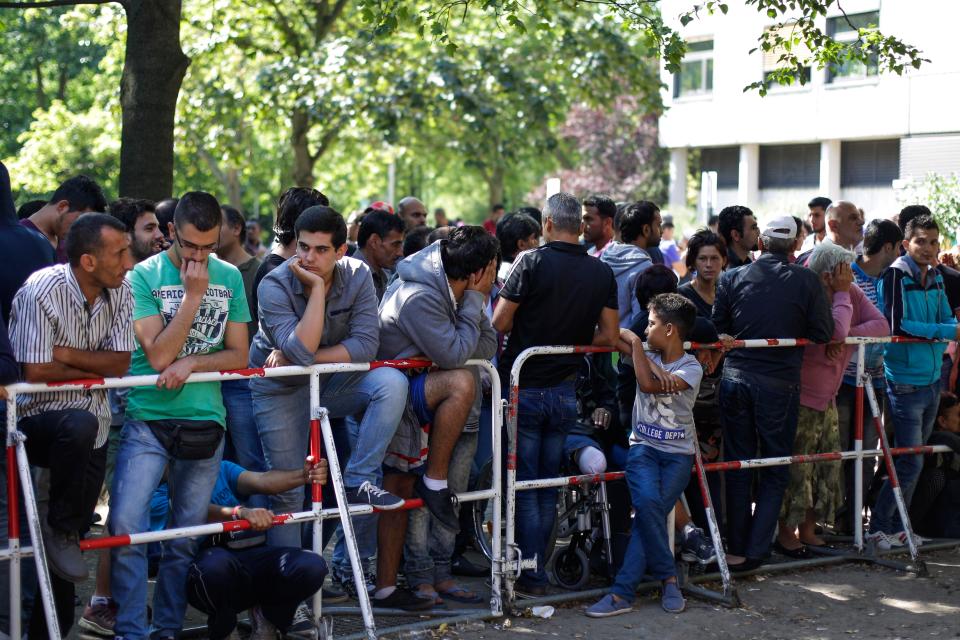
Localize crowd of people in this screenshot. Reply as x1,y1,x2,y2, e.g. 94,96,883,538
0,159,958,638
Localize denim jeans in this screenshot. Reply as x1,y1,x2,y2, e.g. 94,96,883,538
611,445,692,602
513,382,578,586
110,419,224,640
222,379,267,509
870,381,940,534
252,368,408,548
405,431,478,587
720,371,800,560
331,416,378,579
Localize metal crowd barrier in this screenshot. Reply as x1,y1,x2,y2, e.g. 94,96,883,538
2,335,959,639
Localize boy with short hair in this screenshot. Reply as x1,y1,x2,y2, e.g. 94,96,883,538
586,293,702,618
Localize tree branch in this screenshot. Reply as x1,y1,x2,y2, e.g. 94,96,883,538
0,0,123,8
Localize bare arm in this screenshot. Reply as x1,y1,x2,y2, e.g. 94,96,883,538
155,321,249,390
52,347,130,378
592,307,619,347
236,457,328,496
22,361,100,383
492,298,519,334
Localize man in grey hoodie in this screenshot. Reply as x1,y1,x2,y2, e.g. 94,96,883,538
375,226,499,610
601,200,662,328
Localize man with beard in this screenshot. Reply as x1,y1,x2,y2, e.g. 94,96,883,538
355,209,405,301
718,205,759,269
108,198,167,261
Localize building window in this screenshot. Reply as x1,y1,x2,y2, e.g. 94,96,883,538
762,25,812,90
673,39,713,98
759,144,820,188
826,11,880,83
841,139,900,186
700,147,739,188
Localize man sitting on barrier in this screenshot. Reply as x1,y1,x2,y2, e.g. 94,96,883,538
251,204,409,539
586,293,703,617
376,225,498,610
9,213,135,637
184,456,329,640
493,192,619,597
110,192,251,640
712,213,833,572
776,242,887,557
871,214,959,550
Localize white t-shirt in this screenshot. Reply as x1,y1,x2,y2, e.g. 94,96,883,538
630,351,703,455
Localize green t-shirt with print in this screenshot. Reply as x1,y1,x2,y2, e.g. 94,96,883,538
125,252,251,426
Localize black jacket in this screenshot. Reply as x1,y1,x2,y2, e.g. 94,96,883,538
712,252,833,384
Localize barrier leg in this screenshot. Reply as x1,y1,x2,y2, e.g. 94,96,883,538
863,383,926,575
6,443,20,640
9,425,60,637
488,380,504,616
309,416,330,639
853,344,865,552
504,383,520,609
317,408,377,640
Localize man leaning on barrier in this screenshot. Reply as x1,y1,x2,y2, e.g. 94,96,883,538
8,214,135,637
712,213,833,573
109,192,251,640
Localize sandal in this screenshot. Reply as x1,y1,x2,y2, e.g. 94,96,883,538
438,585,484,604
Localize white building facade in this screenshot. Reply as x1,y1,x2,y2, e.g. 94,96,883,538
659,0,960,220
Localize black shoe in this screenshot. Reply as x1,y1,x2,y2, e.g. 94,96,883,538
414,476,459,532
513,580,548,599
41,520,87,583
773,541,813,560
322,584,349,604
372,587,435,611
452,554,489,577
728,557,763,573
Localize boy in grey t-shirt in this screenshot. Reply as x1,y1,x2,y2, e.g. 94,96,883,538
587,293,702,619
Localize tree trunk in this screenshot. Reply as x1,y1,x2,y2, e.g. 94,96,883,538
486,164,505,207
291,108,315,187
117,0,189,200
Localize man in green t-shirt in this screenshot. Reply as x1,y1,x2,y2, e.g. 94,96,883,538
109,191,250,640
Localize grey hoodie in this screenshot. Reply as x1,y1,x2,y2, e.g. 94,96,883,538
378,240,496,369
600,241,652,328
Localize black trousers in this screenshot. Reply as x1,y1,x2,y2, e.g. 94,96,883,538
187,545,327,639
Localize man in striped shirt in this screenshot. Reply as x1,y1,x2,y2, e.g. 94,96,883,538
9,214,135,633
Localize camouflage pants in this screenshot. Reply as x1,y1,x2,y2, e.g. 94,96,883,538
780,404,842,528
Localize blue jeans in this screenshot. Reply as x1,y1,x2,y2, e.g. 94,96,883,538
611,445,692,601
405,431,478,587
870,381,940,534
223,379,267,509
513,382,578,586
331,416,378,579
720,371,800,560
252,369,408,548
110,419,224,640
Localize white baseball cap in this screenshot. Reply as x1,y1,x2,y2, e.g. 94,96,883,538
762,215,798,239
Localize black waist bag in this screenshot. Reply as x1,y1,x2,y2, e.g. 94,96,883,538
146,419,224,460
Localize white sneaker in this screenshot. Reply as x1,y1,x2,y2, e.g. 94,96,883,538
894,531,928,548
866,531,903,551
249,605,279,640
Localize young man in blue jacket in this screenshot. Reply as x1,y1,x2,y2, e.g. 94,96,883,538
871,214,959,549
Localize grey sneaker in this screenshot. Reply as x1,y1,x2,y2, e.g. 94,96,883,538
42,519,87,583
284,602,317,639
78,600,117,636
680,526,718,565
345,481,405,510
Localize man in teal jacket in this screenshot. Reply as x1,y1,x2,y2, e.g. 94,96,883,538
872,214,960,550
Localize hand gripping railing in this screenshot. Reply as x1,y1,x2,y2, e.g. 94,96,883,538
2,357,504,640
503,336,956,610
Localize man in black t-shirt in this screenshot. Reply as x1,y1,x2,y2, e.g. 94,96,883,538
493,192,619,595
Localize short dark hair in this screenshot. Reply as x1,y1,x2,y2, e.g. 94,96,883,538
428,226,452,243
718,205,754,245
808,196,832,210
491,203,505,213
274,187,330,246
516,206,542,226
862,219,903,255
614,202,629,232
49,175,107,213
648,293,697,340
221,205,247,244
174,192,222,232
899,205,932,234
154,198,178,236
496,212,541,261
636,264,678,307
294,205,347,247
108,198,156,233
441,225,500,280
403,226,433,257
938,391,959,421
17,199,45,220
904,214,939,241
65,212,127,267
620,201,660,244
358,210,405,248
684,229,727,271
583,194,617,220
707,214,719,228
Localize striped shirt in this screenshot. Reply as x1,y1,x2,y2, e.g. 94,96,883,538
10,264,135,447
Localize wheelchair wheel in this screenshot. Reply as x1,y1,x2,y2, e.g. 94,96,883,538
550,544,590,591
